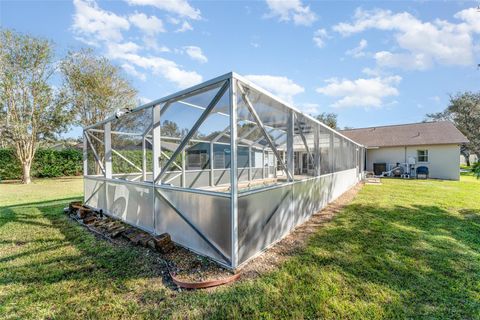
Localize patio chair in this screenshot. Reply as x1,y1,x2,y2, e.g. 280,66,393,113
416,166,429,179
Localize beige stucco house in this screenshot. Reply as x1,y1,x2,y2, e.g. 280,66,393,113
341,121,469,180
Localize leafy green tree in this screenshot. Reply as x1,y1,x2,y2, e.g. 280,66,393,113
161,120,182,137
60,48,137,127
314,112,338,129
426,92,480,166
473,162,480,179
0,29,70,183
61,49,137,175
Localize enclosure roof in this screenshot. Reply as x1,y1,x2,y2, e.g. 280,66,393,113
84,71,363,147
340,121,468,148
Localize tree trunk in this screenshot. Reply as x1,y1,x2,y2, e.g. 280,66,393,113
22,161,32,184
464,154,471,167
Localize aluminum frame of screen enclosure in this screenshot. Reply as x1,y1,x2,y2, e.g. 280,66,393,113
83,72,366,270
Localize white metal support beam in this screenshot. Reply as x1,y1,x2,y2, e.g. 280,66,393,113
295,116,315,170
212,126,230,143
238,84,292,181
287,111,294,181
83,131,88,176
248,146,252,181
84,132,105,174
152,104,162,184
210,141,214,187
142,137,147,181
314,125,321,176
330,133,334,173
239,125,257,139
87,131,143,173
262,149,266,179
104,122,112,179
230,77,239,269
155,80,229,184
161,151,182,171
181,150,186,187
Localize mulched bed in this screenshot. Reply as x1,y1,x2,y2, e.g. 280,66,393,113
66,203,234,287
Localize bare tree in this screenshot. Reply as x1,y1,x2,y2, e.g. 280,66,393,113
0,29,70,184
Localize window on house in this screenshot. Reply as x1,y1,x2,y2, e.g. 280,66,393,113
187,150,209,169
417,149,429,162
214,151,225,169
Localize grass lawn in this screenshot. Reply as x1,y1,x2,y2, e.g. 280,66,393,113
1,175,479,319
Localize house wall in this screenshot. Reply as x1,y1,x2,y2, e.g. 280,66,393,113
366,144,461,180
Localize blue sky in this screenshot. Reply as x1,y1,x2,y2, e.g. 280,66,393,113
1,0,480,138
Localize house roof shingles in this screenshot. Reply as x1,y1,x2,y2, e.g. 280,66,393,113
340,121,468,148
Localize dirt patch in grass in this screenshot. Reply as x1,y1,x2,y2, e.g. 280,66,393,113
239,182,363,278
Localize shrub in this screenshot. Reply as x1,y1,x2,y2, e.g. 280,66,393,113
32,148,83,178
0,149,22,180
473,162,480,179
0,148,83,180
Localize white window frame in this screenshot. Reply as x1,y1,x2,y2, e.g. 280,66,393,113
417,149,429,163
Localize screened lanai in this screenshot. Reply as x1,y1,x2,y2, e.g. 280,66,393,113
83,72,365,269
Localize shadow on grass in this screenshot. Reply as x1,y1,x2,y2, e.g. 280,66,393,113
0,197,171,319
188,202,480,319
1,195,480,319
0,197,80,210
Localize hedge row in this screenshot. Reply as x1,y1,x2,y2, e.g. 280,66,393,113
0,148,83,180
0,147,183,180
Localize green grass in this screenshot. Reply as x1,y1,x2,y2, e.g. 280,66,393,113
1,176,479,319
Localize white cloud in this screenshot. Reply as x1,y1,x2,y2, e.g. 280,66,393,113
72,0,130,44
107,41,141,55
138,96,152,104
333,9,416,36
333,8,480,70
265,0,317,26
245,74,305,104
346,39,367,58
129,12,165,35
298,103,320,114
107,43,202,88
361,67,381,77
167,17,193,32
124,0,201,20
454,7,480,33
374,51,432,70
316,75,402,109
121,63,146,81
71,0,202,88
144,40,170,53
313,28,328,48
176,21,193,32
183,46,208,63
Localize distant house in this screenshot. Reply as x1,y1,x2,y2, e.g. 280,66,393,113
341,121,469,180
50,141,84,151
